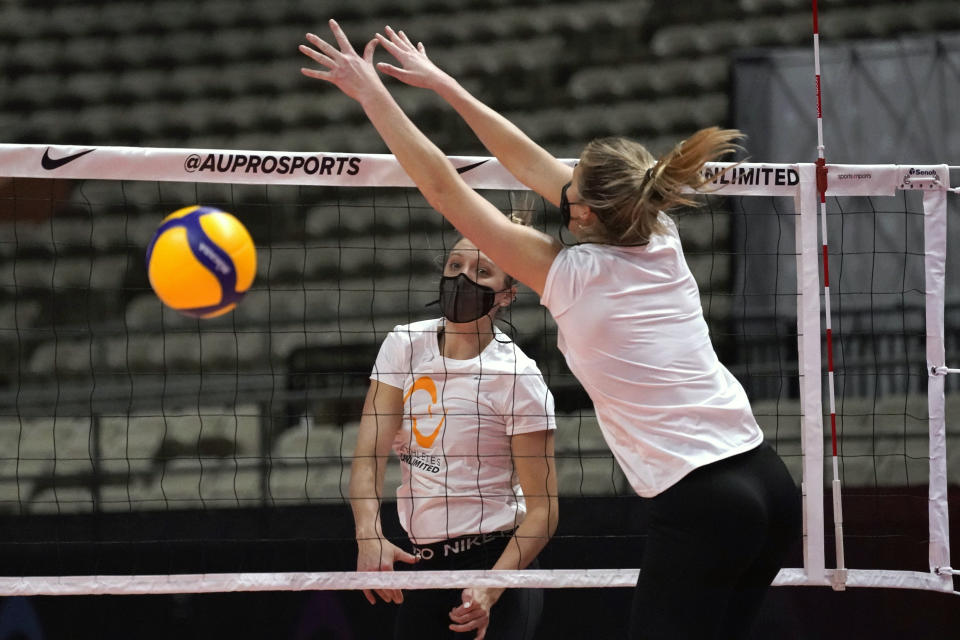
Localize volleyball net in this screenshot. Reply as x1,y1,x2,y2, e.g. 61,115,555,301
0,143,956,595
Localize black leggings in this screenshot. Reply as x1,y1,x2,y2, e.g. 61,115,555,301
394,531,543,640
629,442,801,640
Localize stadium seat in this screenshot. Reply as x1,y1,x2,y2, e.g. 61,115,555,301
29,486,95,515
99,411,167,476
553,412,606,454
25,339,93,379
123,295,200,332
675,210,731,252
196,463,264,508
0,5,42,42
102,457,257,511
62,71,123,109
86,214,135,253
304,247,348,280
267,321,358,364
0,477,26,514
269,419,392,505
555,453,627,496
739,0,811,14
6,38,69,77
369,275,435,316
60,36,116,73
0,298,42,334
156,407,260,458
267,460,345,504
569,58,729,102
271,421,347,462
15,416,93,478
686,253,733,290
2,73,64,113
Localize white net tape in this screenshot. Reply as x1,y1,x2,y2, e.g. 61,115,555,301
0,568,954,596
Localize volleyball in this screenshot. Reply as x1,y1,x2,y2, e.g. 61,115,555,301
145,205,257,318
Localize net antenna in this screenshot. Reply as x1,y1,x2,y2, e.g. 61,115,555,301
811,0,847,592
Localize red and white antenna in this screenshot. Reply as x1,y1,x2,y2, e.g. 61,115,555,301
812,0,847,591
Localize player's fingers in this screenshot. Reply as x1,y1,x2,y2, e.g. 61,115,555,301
417,42,427,56
384,25,405,48
362,589,376,605
398,29,416,49
298,45,335,68
362,38,379,63
376,62,410,81
375,32,403,57
305,33,340,59
328,18,356,54
375,61,395,75
300,67,331,81
449,606,483,624
449,619,481,633
330,18,356,53
395,549,418,564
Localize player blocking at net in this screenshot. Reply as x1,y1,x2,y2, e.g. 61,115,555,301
300,19,801,640
349,229,558,640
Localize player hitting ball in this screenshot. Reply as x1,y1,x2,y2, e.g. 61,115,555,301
300,20,801,640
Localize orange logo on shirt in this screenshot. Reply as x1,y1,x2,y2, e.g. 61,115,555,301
403,376,447,448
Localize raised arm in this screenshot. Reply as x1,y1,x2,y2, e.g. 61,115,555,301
300,20,561,295
375,27,573,206
349,378,417,604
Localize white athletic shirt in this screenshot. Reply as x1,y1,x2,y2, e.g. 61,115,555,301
541,215,763,497
371,318,556,544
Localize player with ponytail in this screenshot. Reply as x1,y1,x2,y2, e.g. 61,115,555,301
300,21,800,639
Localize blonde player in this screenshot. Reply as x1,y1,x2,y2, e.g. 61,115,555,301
300,20,800,640
349,233,558,640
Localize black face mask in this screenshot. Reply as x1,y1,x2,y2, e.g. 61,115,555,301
559,181,573,229
438,273,497,324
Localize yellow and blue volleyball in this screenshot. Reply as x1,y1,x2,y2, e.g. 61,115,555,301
145,205,256,318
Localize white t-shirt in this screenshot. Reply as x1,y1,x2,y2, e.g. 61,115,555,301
372,318,556,544
541,215,763,497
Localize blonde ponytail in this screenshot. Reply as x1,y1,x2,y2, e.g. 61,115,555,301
577,127,743,245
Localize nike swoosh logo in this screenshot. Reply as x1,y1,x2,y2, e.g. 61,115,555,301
455,159,489,174
41,147,95,170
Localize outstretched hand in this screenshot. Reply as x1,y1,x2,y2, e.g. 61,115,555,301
299,19,383,103
374,26,451,91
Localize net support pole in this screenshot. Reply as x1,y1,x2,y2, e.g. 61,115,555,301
796,163,826,584
922,172,955,591
811,0,847,591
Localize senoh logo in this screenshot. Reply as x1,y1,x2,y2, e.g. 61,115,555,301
900,167,941,189
183,153,361,176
